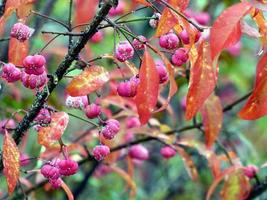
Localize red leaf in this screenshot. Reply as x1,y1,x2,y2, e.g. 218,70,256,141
210,2,252,60
66,66,109,97
8,38,28,66
38,112,69,148
16,0,35,21
3,131,20,194
200,94,223,148
135,49,159,124
255,50,267,86
155,8,179,37
133,0,152,6
169,0,190,11
185,41,217,120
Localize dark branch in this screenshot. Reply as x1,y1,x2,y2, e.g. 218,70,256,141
0,0,7,17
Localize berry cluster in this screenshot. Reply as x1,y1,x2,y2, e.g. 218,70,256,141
10,22,34,42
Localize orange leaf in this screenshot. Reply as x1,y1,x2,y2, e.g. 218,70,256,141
255,51,267,86
250,9,267,47
8,38,28,66
3,131,20,194
200,94,223,148
169,0,190,11
155,8,179,37
66,66,109,97
133,0,152,6
38,112,69,148
210,2,252,60
16,0,35,21
185,41,217,120
135,49,159,124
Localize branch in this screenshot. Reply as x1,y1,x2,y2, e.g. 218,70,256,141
0,1,115,172
246,178,267,199
0,0,7,17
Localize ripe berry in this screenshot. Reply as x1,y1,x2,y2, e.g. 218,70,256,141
0,119,16,134
10,22,34,42
85,103,101,119
49,178,62,189
34,108,51,124
115,41,134,62
101,119,120,140
159,32,179,50
108,0,125,16
178,29,201,45
1,63,21,83
92,145,110,161
20,153,30,166
227,41,242,57
129,145,149,160
23,55,46,75
41,164,60,180
171,48,189,66
117,80,138,98
90,31,103,43
21,71,47,89
193,12,210,26
58,159,78,176
65,95,88,109
155,60,168,84
126,117,141,129
149,13,161,28
160,146,176,159
243,165,259,179
133,35,147,50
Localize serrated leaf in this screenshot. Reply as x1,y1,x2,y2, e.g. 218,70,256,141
3,131,20,194
186,41,217,120
210,2,252,60
135,49,159,124
155,8,179,37
38,112,69,148
200,94,223,148
8,38,28,66
66,66,109,97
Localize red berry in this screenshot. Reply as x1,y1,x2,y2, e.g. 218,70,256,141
193,12,210,26
41,164,60,180
23,55,46,75
227,41,242,57
85,103,101,119
65,95,88,109
129,145,149,160
1,63,21,83
243,165,259,179
108,0,125,16
171,48,189,66
160,146,176,159
178,29,200,45
92,145,110,161
101,119,120,140
133,35,147,50
34,108,51,124
115,41,134,62
49,178,62,189
117,80,138,97
10,22,34,42
126,117,141,129
90,31,104,43
159,32,179,50
21,71,47,89
155,60,168,84
58,159,78,176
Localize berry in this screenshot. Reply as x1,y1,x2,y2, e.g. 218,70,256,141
129,145,149,160
90,31,103,43
133,35,147,50
20,153,30,166
94,165,112,178
23,55,46,75
194,12,210,26
21,71,47,89
160,146,176,159
10,22,34,42
178,29,201,45
85,103,101,119
65,95,88,109
243,165,259,179
34,108,51,124
49,178,62,189
1,63,21,83
126,116,141,129
117,79,138,98
149,13,161,28
155,60,168,84
227,41,242,57
0,119,16,134
159,32,179,49
92,145,110,161
115,41,134,62
41,164,60,180
58,159,79,176
108,0,125,16
101,119,120,140
171,48,189,66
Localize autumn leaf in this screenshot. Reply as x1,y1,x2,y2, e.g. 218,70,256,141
210,2,252,60
16,0,35,21
185,41,217,120
169,0,190,11
255,51,267,86
135,49,159,124
250,9,267,46
0,7,15,35
3,131,20,194
8,38,29,66
38,112,69,148
133,0,152,6
200,94,223,148
66,66,109,97
155,8,179,37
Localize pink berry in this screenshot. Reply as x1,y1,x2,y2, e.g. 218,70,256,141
117,80,138,98
181,96,186,111
115,41,134,62
0,119,16,134
10,22,34,42
126,116,141,129
41,164,60,180
101,119,120,140
124,131,134,142
34,108,51,124
65,95,88,109
21,71,47,89
1,63,21,83
227,41,242,57
171,48,189,66
90,31,103,43
108,0,125,16
20,153,30,166
23,55,46,75
85,103,101,119
193,12,210,26
160,146,176,159
92,145,110,161
49,178,62,189
58,159,79,176
243,165,259,179
149,13,161,28
129,145,149,160
159,32,179,50
178,29,201,45
133,35,147,50
155,60,168,84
